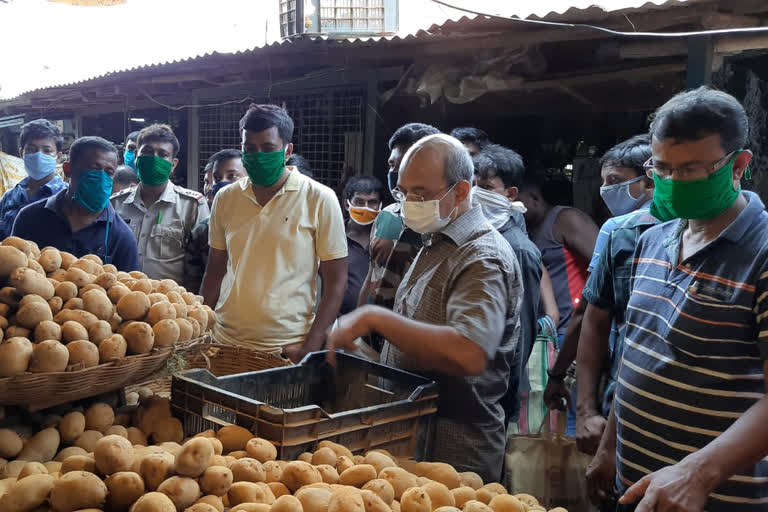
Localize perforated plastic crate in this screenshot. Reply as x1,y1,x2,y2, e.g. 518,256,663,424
170,351,438,459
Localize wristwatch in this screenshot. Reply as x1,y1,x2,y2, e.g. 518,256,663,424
547,368,567,380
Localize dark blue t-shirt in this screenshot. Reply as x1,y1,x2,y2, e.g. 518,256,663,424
11,189,139,271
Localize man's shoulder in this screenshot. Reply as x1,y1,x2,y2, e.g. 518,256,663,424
173,185,206,205
111,186,135,201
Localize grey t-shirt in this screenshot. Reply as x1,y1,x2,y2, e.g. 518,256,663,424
381,205,522,482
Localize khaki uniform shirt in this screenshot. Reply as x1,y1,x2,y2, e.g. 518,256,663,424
111,183,209,286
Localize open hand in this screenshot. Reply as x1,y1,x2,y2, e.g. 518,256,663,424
620,460,714,512
326,306,375,365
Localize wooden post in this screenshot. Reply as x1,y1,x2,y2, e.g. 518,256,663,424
686,36,713,89
186,92,200,192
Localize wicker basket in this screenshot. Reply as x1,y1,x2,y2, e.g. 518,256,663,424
126,343,292,398
0,349,173,411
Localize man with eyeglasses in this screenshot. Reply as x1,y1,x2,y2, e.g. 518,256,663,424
587,87,768,512
357,123,440,351
329,134,522,482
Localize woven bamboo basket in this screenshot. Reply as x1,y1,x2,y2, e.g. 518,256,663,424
126,343,292,397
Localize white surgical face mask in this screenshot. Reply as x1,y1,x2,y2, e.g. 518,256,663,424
401,184,457,234
471,186,514,230
599,175,647,217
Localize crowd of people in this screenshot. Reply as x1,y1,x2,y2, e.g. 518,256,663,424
1,86,766,512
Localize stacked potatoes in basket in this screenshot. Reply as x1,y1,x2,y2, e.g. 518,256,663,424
0,236,215,376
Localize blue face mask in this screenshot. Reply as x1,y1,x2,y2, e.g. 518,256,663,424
211,180,234,198
23,152,57,181
72,170,114,213
124,150,136,170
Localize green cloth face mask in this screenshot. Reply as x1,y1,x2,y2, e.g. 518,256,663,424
650,152,741,222
136,155,173,186
242,149,286,187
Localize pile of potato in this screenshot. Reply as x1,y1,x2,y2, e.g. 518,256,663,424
0,395,566,512
0,236,215,376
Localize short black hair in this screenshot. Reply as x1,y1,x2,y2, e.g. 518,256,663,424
126,131,140,143
600,135,652,177
343,175,385,202
20,119,63,152
137,124,180,157
650,86,748,153
114,165,139,185
287,153,312,178
450,127,490,149
209,149,241,170
69,136,117,164
239,104,294,144
472,144,525,189
388,123,441,150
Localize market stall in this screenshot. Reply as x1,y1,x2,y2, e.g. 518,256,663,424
0,236,566,512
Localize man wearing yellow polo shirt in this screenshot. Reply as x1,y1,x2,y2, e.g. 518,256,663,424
202,104,348,361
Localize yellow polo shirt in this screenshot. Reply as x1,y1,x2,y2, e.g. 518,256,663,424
209,168,347,349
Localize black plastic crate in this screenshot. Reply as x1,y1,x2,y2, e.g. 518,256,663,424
170,351,438,459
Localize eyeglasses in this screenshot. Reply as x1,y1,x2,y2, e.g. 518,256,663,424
643,151,736,180
349,198,381,209
391,183,456,203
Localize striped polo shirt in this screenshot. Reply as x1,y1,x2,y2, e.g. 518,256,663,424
616,191,768,510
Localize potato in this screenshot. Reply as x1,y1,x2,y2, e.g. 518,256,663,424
175,437,213,478
4,326,29,339
297,486,333,512
14,301,52,330
339,465,377,488
55,446,88,462
130,491,177,512
44,460,62,473
116,291,150,321
200,465,233,496
55,309,99,329
67,340,99,368
166,291,184,304
27,258,45,275
195,495,225,512
55,281,79,302
328,488,365,512
336,456,354,474
312,447,338,467
188,306,209,333
0,429,23,459
39,248,63,273
0,337,33,377
486,495,524,512
401,487,433,512
511,494,538,509
230,505,271,512
2,461,25,478
415,464,460,490
458,473,483,491
156,279,178,294
94,435,133,475
281,461,323,493
176,318,193,342
17,461,47,480
62,320,89,343
130,279,153,295
172,303,187,319
45,296,62,315
87,320,112,346
423,482,455,510
34,319,62,342
139,452,175,491
11,266,54,299
0,473,55,511
187,318,201,339
29,339,69,372
147,302,177,326
153,319,180,348
84,403,114,433
263,461,282,483
98,334,127,363
157,476,201,511
0,246,28,278
61,455,96,475
363,452,396,475
2,236,31,255
152,417,183,444
230,458,265,483
207,437,223,455
228,481,272,506
79,283,106,298
82,289,113,321
107,285,131,305
48,268,67,282
188,504,223,512
271,494,304,512
126,427,147,447
122,321,155,354
64,297,84,310
463,500,494,512
16,427,59,463
243,438,276,463
50,470,107,512
109,313,122,332
316,464,340,485
94,272,117,290
73,430,103,453
19,294,47,307
362,489,392,512
451,488,477,509
0,287,20,306
362,479,395,506
268,481,291,498
69,259,97,275
104,471,144,511
217,426,252,453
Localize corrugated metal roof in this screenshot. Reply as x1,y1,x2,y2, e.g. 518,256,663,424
0,0,694,101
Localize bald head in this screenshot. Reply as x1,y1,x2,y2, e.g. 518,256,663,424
397,134,474,220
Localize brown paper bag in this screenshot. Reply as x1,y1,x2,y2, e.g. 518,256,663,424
504,413,596,512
